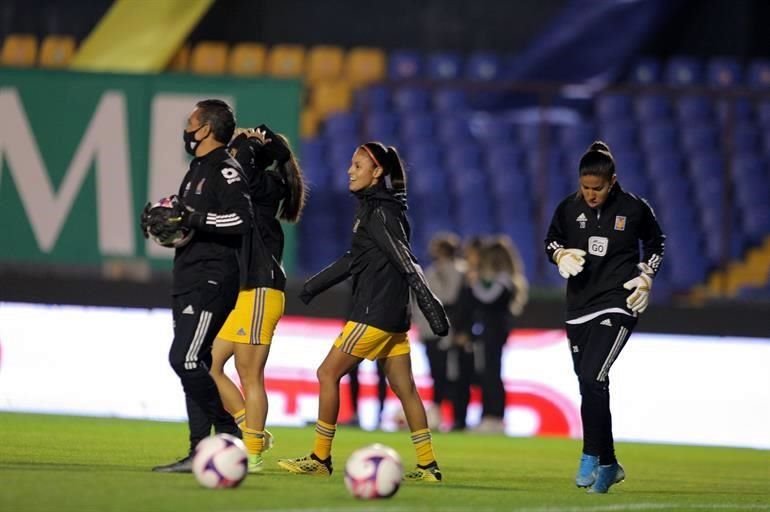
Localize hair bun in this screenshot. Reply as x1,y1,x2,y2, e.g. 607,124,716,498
589,140,611,153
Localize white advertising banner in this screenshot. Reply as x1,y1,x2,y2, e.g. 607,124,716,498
0,302,768,449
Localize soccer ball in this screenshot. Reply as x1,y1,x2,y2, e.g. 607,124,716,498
192,433,248,489
344,444,403,499
146,197,194,248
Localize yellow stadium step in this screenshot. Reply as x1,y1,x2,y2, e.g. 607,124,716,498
691,235,770,300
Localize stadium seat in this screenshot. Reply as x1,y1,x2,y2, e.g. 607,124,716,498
364,111,399,143
228,43,266,76
403,145,443,170
1,34,37,67
627,57,662,84
647,150,685,181
167,45,190,72
468,114,516,145
664,56,705,86
612,150,645,179
486,146,525,173
598,120,638,151
355,85,390,113
388,49,422,79
640,121,680,153
465,51,502,81
747,59,770,88
345,47,386,88
433,87,469,113
706,57,742,87
190,41,228,75
558,123,597,153
731,122,760,153
323,111,360,140
676,95,714,123
426,52,462,80
392,86,431,112
299,137,326,168
266,44,305,78
305,45,344,84
681,123,720,154
300,108,321,138
716,98,754,124
634,94,672,121
309,80,352,117
436,114,472,143
401,113,437,140
596,93,634,120
515,123,542,147
38,35,75,68
446,143,483,170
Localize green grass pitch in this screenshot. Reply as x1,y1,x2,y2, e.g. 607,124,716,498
0,412,768,512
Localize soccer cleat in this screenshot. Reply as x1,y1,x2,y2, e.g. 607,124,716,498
277,453,333,476
248,454,264,473
575,453,599,487
403,462,442,482
263,429,275,452
587,463,625,494
151,454,194,473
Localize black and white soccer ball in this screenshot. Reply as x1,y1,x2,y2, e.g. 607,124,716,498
146,196,194,248
344,443,403,499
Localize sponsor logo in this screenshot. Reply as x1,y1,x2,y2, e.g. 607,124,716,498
237,328,247,336
600,318,613,327
182,305,195,315
588,236,609,257
577,212,587,229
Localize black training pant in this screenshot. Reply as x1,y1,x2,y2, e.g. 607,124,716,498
170,275,241,452
566,313,637,465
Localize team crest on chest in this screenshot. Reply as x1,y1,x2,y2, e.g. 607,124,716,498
576,212,587,229
614,215,626,231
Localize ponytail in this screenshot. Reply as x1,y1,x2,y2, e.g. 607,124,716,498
275,134,307,223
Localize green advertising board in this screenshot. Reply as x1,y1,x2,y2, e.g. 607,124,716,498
0,68,301,271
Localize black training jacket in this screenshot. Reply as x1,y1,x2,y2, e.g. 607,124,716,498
229,135,288,291
544,183,666,320
173,147,252,295
301,185,449,336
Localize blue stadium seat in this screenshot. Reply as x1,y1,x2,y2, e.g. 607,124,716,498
301,162,332,188
716,98,754,124
469,114,516,145
355,85,390,112
446,143,483,170
515,122,543,147
707,57,742,87
627,57,662,84
747,59,770,88
388,49,423,80
401,113,437,140
365,112,399,142
403,144,443,170
598,120,638,151
689,153,724,183
675,95,714,122
681,123,720,154
465,51,503,81
558,123,597,153
640,121,679,153
647,151,685,181
635,94,672,121
392,86,431,112
596,93,634,120
731,154,766,181
323,112,360,139
664,56,705,86
299,138,326,167
486,146,525,173
409,165,449,195
756,100,770,126
619,173,650,199
612,149,645,178
732,122,760,153
433,87,469,113
426,52,463,80
437,114,472,143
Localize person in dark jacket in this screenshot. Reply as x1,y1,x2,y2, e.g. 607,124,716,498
277,142,450,482
544,141,665,493
209,126,307,473
141,99,252,473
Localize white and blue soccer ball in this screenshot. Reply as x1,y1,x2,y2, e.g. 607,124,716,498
344,443,403,499
192,433,248,489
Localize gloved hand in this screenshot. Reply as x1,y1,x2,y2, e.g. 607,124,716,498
140,202,153,239
623,263,654,313
553,248,587,279
167,195,204,229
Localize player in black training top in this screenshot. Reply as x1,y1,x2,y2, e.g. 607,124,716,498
277,142,449,482
144,99,252,473
544,141,665,493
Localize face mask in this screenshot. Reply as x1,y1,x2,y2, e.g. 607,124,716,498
183,125,207,156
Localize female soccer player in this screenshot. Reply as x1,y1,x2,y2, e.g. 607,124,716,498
209,126,307,473
278,142,449,482
544,141,665,493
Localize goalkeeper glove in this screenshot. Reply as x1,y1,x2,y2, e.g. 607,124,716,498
553,248,587,279
623,263,654,313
